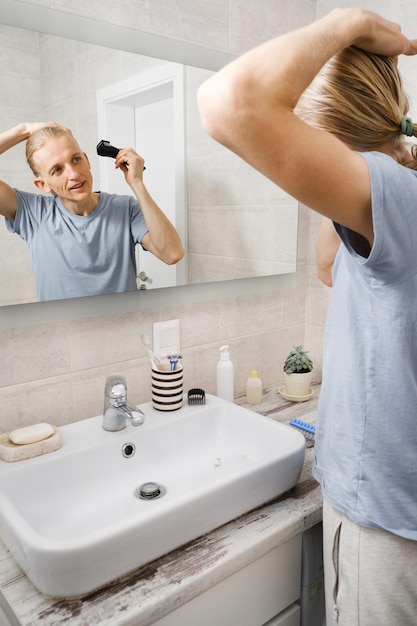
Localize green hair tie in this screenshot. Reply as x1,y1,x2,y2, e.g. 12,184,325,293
401,116,414,136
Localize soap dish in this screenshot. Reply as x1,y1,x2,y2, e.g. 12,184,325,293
0,426,62,462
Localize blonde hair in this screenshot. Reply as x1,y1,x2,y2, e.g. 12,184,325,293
25,126,78,176
297,46,417,169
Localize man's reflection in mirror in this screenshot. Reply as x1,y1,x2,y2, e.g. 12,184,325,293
0,123,184,301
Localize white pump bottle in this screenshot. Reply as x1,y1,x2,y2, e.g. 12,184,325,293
216,345,234,402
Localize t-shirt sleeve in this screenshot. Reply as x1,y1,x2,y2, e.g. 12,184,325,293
5,189,45,241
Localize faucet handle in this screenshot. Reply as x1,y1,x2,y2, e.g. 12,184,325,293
105,375,127,401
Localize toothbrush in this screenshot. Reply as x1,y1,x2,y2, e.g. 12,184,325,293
140,332,161,369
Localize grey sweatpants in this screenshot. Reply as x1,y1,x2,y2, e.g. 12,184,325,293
323,499,417,626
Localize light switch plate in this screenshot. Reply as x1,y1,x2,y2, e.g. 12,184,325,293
153,319,180,359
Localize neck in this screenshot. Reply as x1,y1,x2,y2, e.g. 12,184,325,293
61,192,100,216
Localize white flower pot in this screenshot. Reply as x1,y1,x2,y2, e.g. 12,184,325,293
283,371,312,397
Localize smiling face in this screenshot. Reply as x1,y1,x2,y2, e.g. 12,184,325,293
32,133,94,214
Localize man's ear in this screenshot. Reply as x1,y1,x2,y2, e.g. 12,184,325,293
33,178,52,193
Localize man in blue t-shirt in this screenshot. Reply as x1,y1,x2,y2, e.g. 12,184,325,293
0,123,184,301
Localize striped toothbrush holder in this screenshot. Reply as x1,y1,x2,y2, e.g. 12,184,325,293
151,364,183,411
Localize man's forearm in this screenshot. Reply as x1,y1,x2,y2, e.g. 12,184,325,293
0,124,30,155
131,180,184,265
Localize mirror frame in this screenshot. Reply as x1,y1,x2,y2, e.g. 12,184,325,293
0,0,296,329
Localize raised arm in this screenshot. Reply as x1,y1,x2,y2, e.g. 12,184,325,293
0,123,59,220
115,147,184,265
198,9,417,246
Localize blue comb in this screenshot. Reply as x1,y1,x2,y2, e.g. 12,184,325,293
289,418,315,443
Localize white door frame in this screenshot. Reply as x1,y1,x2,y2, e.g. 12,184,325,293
96,63,187,288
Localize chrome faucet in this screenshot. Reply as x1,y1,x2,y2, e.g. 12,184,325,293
103,375,145,431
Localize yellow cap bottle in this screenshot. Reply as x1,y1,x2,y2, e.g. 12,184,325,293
246,370,262,405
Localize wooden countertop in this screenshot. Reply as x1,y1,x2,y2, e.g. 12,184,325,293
0,385,322,626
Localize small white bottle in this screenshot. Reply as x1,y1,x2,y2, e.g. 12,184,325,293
216,345,234,402
246,370,262,405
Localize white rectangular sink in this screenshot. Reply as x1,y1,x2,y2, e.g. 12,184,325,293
0,395,305,598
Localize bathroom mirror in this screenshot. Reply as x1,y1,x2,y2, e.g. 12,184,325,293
0,2,298,326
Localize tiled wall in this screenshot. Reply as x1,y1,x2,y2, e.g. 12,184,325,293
2,0,415,433
186,65,298,283
0,27,41,304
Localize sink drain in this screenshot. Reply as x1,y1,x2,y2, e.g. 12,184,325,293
122,442,136,458
135,482,165,500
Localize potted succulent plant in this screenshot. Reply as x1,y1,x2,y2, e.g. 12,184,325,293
283,345,313,397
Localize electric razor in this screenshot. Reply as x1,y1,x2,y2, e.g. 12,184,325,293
96,139,120,159
96,139,146,169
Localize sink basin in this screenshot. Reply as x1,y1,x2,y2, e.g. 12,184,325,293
0,395,305,598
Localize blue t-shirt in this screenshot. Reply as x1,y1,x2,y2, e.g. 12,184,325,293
6,190,148,301
314,151,417,540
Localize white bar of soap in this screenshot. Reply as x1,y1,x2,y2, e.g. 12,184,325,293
9,423,55,445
